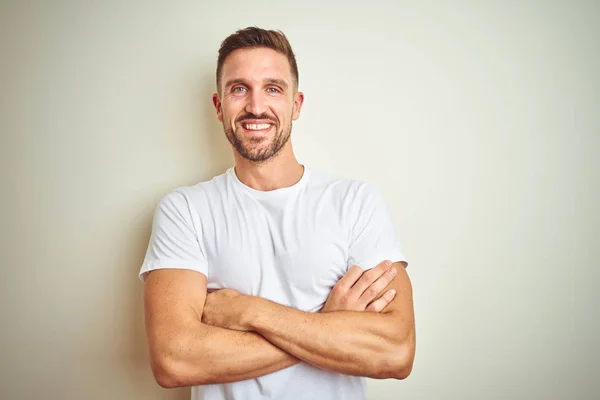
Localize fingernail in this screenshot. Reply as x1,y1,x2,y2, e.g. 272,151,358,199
389,289,396,297
389,267,397,276
384,260,392,267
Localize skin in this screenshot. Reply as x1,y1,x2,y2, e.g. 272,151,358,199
145,261,403,387
144,46,416,388
202,261,414,378
212,47,305,191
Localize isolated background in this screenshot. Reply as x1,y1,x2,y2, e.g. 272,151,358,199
1,1,598,399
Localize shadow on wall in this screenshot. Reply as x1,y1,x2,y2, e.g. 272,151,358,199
123,70,233,399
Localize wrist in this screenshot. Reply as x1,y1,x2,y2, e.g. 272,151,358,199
241,296,270,332
238,295,261,331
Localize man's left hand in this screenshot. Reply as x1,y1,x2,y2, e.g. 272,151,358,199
202,288,251,331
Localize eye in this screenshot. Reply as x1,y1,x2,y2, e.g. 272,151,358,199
232,86,247,93
266,87,281,93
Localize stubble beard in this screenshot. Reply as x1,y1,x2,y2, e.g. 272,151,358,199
224,120,292,163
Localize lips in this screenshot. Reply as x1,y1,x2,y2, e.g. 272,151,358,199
243,123,272,130
238,119,275,135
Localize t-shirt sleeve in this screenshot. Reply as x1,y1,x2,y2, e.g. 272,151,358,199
347,183,408,270
138,190,208,281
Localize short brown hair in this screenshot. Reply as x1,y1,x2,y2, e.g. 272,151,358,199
216,27,299,93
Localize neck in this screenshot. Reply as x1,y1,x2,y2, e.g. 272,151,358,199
233,140,304,191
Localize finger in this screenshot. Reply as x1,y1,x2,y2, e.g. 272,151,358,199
350,260,392,297
365,289,396,312
335,265,363,291
357,266,398,308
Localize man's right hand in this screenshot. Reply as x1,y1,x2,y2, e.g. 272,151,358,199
321,260,398,313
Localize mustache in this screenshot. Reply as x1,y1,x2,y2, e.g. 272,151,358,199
235,113,277,124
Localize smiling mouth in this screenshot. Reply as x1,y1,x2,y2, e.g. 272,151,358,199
243,123,272,130
239,122,274,135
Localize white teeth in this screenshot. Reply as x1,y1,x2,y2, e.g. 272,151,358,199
243,123,271,130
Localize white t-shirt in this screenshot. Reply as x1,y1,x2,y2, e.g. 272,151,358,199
139,166,407,400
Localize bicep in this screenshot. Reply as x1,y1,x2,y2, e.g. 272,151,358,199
383,262,415,339
144,269,208,356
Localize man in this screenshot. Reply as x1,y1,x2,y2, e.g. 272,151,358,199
140,27,416,400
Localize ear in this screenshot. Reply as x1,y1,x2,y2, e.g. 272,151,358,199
292,91,304,121
212,93,223,122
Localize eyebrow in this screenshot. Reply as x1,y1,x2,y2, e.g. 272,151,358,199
224,78,246,89
224,78,289,90
264,78,288,89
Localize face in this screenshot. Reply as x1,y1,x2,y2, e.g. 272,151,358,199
213,47,304,163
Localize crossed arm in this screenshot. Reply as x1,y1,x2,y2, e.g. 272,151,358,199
144,269,299,387
144,261,415,388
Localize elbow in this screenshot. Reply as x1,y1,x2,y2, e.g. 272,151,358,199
390,355,414,380
391,340,416,380
151,354,185,388
155,372,179,389
150,348,211,388
372,341,416,380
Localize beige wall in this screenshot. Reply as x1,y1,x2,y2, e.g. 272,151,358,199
1,1,598,399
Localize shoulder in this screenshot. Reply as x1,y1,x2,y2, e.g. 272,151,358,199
156,169,231,215
305,167,366,193
304,168,387,222
306,168,381,203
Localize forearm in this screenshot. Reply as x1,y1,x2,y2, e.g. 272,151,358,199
157,322,299,387
245,298,410,379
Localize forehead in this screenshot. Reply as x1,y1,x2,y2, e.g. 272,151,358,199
221,47,293,86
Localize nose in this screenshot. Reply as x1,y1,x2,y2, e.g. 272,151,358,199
244,89,268,116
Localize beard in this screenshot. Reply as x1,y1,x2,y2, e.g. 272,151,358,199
223,116,292,163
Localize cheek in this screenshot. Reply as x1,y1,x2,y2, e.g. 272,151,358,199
273,104,293,123
221,103,241,123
